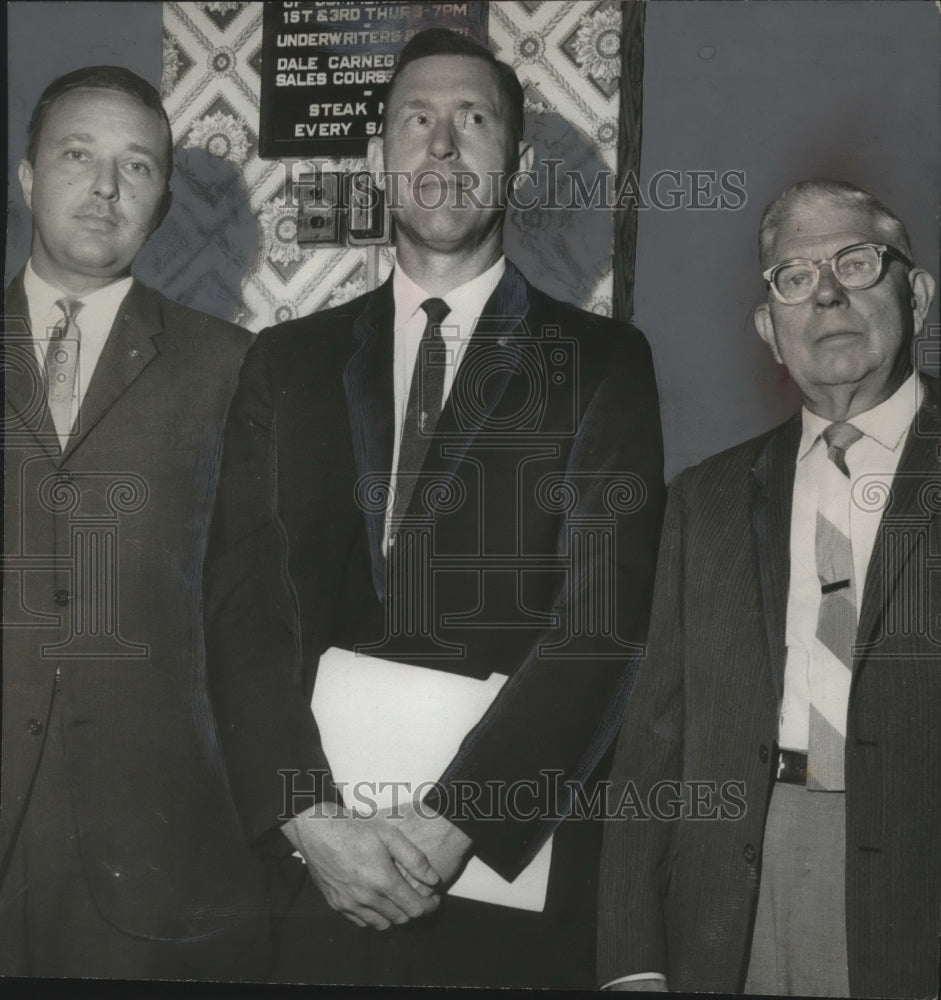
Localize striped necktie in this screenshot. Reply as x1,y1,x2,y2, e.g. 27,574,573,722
46,297,83,446
389,297,450,534
808,420,863,791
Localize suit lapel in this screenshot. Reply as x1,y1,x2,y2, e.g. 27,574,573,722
62,281,161,462
427,260,530,484
3,272,61,461
343,279,395,600
342,264,531,599
856,379,941,653
749,415,801,699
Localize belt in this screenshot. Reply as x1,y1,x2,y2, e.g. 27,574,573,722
775,749,808,785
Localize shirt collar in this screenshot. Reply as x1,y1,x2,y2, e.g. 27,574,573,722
24,260,65,331
392,256,506,330
24,258,133,337
798,369,924,460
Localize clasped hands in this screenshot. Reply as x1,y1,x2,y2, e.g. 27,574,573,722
282,799,472,930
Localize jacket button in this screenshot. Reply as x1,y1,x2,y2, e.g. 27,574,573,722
743,843,757,864
758,743,769,763
54,589,70,606
27,718,43,736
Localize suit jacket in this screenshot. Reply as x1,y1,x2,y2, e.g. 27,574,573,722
205,261,665,882
1,274,268,969
597,378,941,998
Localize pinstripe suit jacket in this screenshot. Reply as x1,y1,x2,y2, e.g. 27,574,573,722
1,274,268,970
597,378,941,998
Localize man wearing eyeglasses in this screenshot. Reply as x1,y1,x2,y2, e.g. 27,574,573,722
597,179,939,997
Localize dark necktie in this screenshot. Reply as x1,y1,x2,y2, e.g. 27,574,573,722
46,297,83,445
808,420,863,791
389,297,451,533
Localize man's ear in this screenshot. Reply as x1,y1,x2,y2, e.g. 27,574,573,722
908,268,937,333
754,302,784,365
367,135,385,179
18,159,34,211
516,142,534,177
154,185,173,232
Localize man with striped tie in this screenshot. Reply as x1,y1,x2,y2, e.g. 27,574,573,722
1,66,268,978
598,179,939,998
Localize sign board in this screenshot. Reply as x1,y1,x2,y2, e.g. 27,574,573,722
259,1,489,158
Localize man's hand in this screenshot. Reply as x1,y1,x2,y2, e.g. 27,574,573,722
385,800,473,889
282,801,442,930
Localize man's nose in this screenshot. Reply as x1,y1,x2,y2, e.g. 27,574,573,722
814,263,849,306
427,120,458,160
92,160,120,200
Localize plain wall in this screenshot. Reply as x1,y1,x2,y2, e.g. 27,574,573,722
638,1,940,478
6,1,164,280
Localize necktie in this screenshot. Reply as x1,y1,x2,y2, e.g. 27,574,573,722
390,297,451,533
808,421,863,791
46,298,83,445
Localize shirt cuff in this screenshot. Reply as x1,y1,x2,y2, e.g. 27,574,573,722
601,972,667,990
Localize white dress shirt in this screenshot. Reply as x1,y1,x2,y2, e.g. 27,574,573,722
25,259,133,447
778,371,924,751
383,256,505,552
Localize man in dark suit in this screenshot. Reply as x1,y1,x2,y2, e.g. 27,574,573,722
597,179,940,998
0,66,268,978
205,28,664,988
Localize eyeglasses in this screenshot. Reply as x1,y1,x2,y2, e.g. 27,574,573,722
763,242,913,304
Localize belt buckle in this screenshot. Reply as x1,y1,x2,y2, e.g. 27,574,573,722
776,749,808,785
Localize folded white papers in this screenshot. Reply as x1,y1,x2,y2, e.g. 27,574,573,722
308,646,552,911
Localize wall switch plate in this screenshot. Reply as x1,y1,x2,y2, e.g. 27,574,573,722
347,171,390,245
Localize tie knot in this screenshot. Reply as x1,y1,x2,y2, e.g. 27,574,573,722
822,421,862,476
822,421,862,452
55,297,84,326
421,297,450,329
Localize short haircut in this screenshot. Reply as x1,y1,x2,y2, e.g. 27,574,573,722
26,65,173,174
384,27,525,147
758,178,913,267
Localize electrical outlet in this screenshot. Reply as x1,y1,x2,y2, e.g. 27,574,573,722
297,172,342,245
294,171,390,246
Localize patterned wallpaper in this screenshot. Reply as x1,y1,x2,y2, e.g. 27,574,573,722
154,0,625,331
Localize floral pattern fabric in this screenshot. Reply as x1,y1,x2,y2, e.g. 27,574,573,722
157,1,623,329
